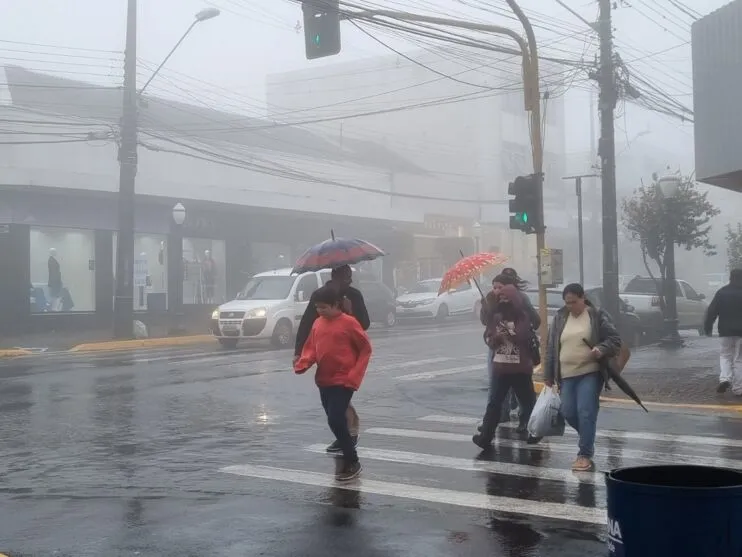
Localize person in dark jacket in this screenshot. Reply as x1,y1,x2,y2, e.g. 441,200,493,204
479,270,540,422
473,284,540,450
543,283,621,471
704,268,742,395
294,265,370,452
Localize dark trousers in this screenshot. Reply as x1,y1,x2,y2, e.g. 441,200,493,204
319,386,358,463
480,373,537,440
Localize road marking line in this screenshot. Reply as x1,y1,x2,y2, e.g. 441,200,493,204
220,463,606,525
365,427,742,469
396,364,483,381
304,444,602,486
373,357,455,373
418,415,742,449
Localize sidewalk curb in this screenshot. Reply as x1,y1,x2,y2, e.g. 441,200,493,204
69,335,214,353
532,381,742,414
0,349,32,359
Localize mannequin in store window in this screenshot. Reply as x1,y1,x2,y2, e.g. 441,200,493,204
48,248,62,311
202,249,217,305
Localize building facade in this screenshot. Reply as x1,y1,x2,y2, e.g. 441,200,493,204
267,47,569,283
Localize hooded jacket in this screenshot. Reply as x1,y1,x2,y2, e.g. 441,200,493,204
480,288,541,330
484,284,534,375
704,282,742,337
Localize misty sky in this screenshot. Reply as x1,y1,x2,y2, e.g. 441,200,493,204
0,0,728,171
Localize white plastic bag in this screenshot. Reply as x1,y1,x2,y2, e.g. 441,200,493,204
527,387,565,438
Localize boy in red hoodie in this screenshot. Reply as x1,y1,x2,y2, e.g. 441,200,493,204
294,285,372,481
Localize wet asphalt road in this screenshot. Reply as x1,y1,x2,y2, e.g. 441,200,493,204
2,319,742,557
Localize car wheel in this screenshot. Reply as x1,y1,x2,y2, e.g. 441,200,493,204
271,319,293,348
384,310,397,328
436,304,449,321
219,338,238,349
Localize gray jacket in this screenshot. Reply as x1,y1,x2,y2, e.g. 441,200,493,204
543,304,621,387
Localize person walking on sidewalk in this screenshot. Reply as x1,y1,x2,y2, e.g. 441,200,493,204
704,268,742,395
294,285,372,481
294,265,370,452
543,283,621,472
473,284,540,450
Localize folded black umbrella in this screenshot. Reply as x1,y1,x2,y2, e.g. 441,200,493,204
582,338,649,412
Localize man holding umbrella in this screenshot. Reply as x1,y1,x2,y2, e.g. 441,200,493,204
294,265,371,452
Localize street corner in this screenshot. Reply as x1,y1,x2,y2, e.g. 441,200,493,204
68,334,214,353
0,348,33,359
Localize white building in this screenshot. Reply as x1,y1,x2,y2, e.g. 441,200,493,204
267,47,569,279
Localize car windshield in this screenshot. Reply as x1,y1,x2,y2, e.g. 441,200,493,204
526,290,563,308
238,276,295,300
410,280,441,294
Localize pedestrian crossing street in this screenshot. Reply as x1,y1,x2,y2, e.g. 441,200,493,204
220,411,742,527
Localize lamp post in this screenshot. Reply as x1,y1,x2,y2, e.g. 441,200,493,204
113,4,220,338
657,174,682,348
472,221,482,254
170,202,186,335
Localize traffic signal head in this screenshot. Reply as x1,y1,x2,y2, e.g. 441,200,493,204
507,174,542,234
303,0,341,60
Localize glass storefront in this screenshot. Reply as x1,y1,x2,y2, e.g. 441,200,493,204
113,233,168,311
182,237,226,305
30,226,96,312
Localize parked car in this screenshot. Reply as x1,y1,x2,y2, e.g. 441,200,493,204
396,278,480,321
357,280,397,328
622,276,707,333
211,268,321,349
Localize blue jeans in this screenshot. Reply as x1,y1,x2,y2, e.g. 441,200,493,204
559,371,602,458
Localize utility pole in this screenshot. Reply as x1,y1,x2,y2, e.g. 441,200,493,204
505,0,547,349
563,174,599,286
597,0,621,323
113,0,138,338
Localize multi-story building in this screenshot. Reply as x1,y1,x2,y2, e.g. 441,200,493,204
267,47,569,282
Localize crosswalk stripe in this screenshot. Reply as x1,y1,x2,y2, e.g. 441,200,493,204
419,414,742,449
365,427,742,469
396,364,483,381
220,463,606,525
304,444,602,486
373,357,455,373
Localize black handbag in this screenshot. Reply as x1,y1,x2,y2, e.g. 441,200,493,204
528,330,541,366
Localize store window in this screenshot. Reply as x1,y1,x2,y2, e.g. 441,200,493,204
183,238,226,305
113,233,168,311
30,226,96,313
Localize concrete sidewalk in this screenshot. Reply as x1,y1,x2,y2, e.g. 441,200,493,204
598,334,736,407
0,322,211,355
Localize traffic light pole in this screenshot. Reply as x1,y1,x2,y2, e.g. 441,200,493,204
343,4,547,348
504,0,547,354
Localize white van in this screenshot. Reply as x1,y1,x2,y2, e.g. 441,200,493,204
211,268,326,349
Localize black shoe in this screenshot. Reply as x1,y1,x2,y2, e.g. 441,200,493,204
718,381,731,393
326,435,359,453
472,433,493,450
336,461,362,482
526,435,542,444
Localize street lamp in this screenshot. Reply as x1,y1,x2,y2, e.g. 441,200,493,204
170,202,187,335
656,174,682,348
114,3,220,338
138,8,221,96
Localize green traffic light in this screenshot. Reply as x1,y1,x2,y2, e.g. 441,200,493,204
313,34,321,45
522,212,529,223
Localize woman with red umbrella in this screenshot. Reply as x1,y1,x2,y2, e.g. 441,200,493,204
473,280,541,450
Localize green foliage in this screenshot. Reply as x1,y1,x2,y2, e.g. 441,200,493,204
727,223,742,270
621,175,719,311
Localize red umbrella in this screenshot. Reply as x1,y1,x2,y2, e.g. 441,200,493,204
438,252,509,295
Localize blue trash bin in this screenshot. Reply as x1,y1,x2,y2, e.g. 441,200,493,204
606,465,742,557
